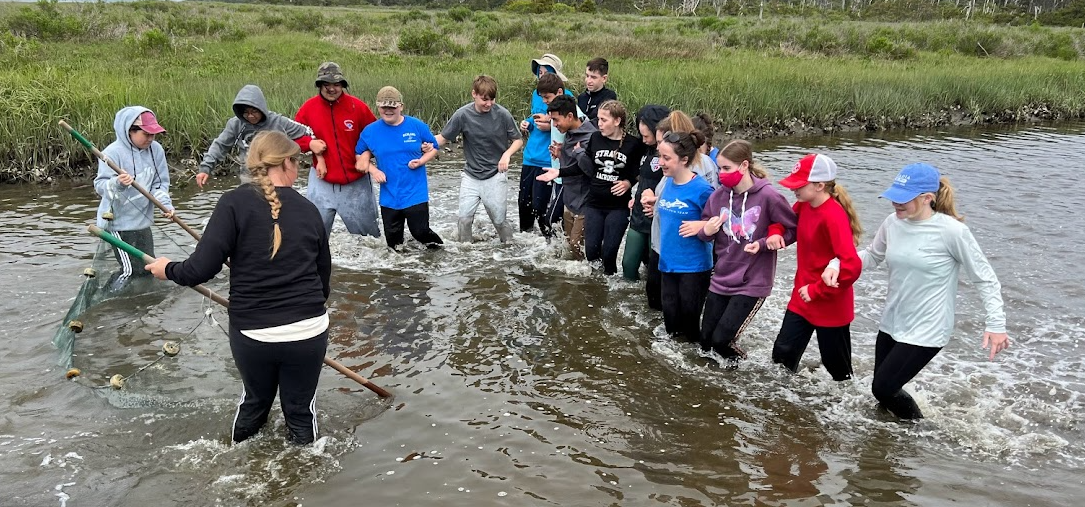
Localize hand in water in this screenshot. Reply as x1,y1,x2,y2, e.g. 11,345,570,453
983,332,1010,360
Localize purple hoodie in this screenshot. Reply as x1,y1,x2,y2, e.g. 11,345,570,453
697,177,797,297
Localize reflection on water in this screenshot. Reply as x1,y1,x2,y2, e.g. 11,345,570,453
1,122,1084,506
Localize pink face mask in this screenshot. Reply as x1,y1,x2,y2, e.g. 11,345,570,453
719,170,743,189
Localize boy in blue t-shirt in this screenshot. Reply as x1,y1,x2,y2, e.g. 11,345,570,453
355,86,443,250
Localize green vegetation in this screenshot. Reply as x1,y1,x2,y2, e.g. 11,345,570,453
2,1,1085,181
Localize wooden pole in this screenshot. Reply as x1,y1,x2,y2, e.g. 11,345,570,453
88,225,391,399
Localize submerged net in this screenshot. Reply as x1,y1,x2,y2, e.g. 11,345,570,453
50,231,239,407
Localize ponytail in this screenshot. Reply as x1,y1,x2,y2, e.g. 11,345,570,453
933,176,964,222
825,181,863,247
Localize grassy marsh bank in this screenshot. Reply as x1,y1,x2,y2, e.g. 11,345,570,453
2,1,1085,181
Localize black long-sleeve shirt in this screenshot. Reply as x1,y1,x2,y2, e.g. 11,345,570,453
577,87,618,122
580,132,646,210
166,184,331,330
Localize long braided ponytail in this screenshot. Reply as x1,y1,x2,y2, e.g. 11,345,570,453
245,131,299,259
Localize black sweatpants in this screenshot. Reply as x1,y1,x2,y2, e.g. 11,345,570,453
872,331,942,419
380,203,443,250
660,270,711,341
646,249,663,311
229,327,328,445
108,227,154,278
518,165,553,235
584,206,630,275
699,292,766,358
772,310,853,381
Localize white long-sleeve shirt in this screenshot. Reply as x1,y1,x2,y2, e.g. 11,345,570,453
859,212,1006,348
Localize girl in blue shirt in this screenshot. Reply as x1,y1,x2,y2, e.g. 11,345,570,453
644,130,714,341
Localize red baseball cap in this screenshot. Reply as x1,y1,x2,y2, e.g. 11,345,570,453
133,111,166,134
778,153,837,189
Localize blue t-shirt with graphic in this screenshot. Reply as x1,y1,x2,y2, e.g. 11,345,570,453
657,176,714,273
356,116,438,210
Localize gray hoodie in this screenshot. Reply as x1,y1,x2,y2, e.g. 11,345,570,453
94,106,173,231
198,85,312,175
555,120,599,215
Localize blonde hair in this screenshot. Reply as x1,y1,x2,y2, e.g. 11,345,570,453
823,181,863,247
718,139,768,179
933,176,964,221
655,111,695,135
245,131,300,259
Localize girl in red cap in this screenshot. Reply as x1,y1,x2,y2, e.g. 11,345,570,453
772,153,862,381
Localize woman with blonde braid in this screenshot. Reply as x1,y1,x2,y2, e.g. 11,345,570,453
146,131,331,445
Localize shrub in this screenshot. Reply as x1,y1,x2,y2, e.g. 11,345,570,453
641,8,670,16
448,5,474,22
6,0,86,41
578,0,597,13
398,26,450,56
552,3,576,14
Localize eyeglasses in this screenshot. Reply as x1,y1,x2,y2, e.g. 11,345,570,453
242,109,262,117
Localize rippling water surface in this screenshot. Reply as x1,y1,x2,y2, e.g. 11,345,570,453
2,123,1083,506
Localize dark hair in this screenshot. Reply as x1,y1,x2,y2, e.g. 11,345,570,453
586,57,609,75
547,94,578,117
536,73,564,95
660,130,705,165
691,112,715,148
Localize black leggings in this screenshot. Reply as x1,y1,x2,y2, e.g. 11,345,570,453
872,331,941,419
772,310,853,381
646,249,662,311
584,206,630,275
660,270,711,341
381,203,443,250
699,293,766,358
229,327,328,445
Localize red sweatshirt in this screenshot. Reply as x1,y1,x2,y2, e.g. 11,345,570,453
787,198,861,327
295,92,376,185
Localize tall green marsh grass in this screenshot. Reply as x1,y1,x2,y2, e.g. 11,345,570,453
2,1,1085,181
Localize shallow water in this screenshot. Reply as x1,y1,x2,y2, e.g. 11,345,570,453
2,122,1083,506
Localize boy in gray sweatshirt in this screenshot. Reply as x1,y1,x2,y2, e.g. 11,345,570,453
196,84,318,188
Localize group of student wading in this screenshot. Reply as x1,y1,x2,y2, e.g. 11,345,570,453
91,55,1011,445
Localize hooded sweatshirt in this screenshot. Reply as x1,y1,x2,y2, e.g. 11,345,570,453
696,178,798,298
295,91,377,185
94,106,173,231
199,85,313,175
629,105,669,234
554,120,599,215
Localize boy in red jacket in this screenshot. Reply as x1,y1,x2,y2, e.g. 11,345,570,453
295,62,380,237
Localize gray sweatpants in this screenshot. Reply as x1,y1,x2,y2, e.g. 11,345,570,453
458,172,512,242
306,168,381,237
